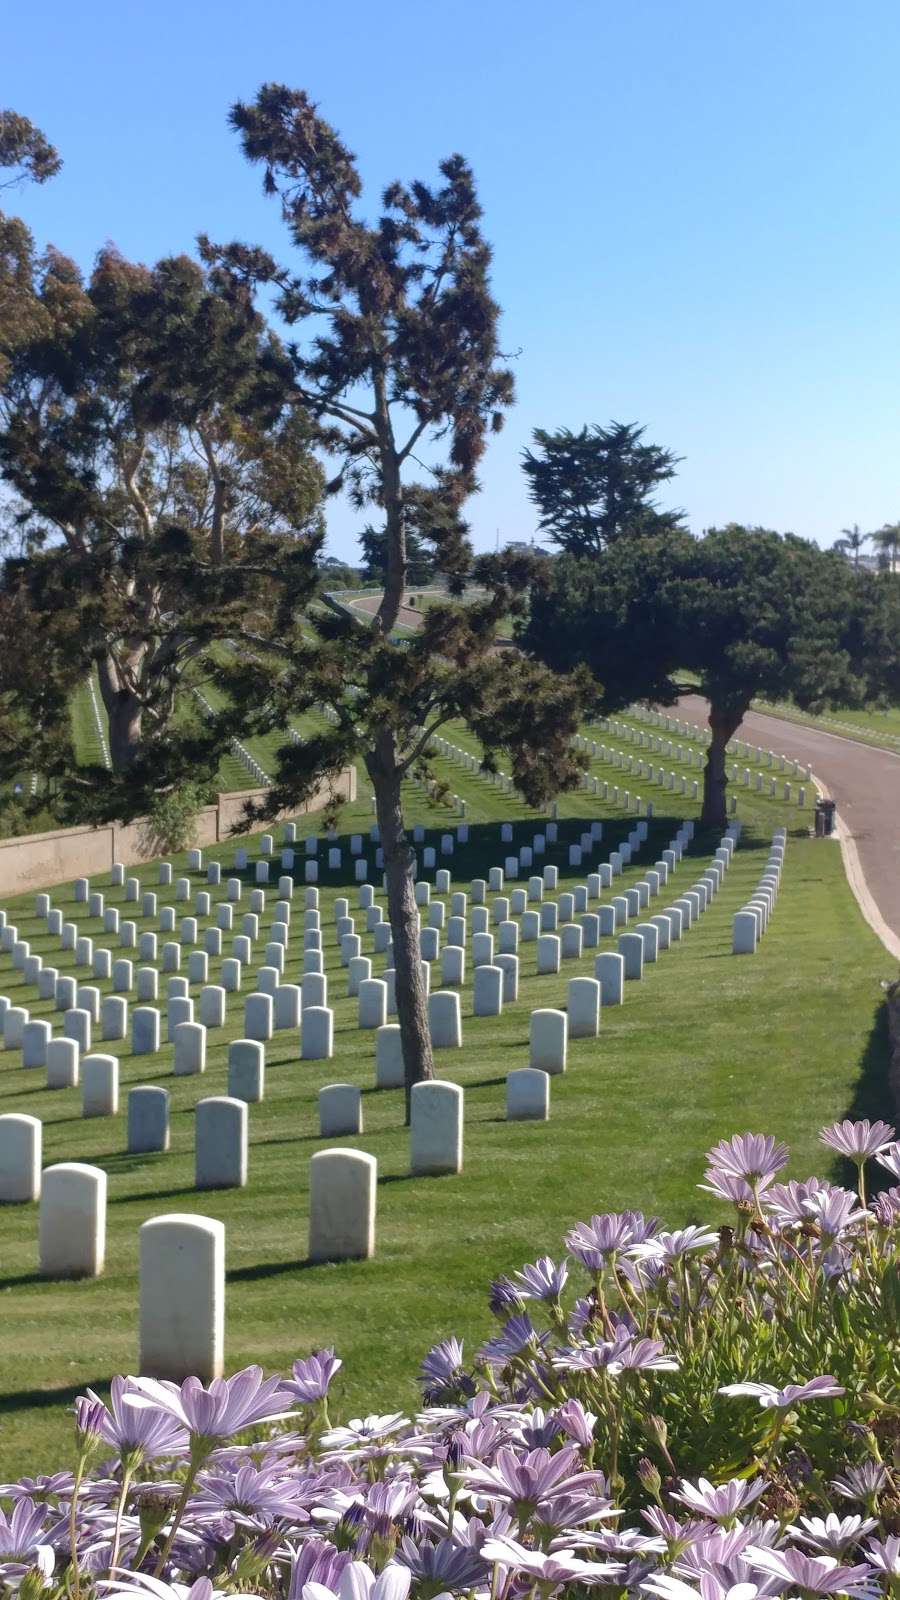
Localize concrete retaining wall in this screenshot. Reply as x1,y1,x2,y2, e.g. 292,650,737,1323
0,767,357,899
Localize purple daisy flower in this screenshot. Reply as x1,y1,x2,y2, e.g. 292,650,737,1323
284,1350,342,1405
673,1477,765,1520
566,1212,657,1271
481,1534,624,1585
745,1545,872,1594
719,1376,845,1408
789,1513,877,1555
705,1133,789,1190
512,1256,569,1301
820,1119,895,1161
123,1367,292,1443
85,1378,188,1462
479,1314,540,1367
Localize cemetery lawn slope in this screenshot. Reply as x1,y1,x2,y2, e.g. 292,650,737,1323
0,797,892,1472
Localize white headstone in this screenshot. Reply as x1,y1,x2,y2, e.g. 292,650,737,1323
618,932,644,980
195,1096,248,1189
301,1006,334,1060
39,1163,106,1277
133,1005,161,1055
128,1086,170,1153
567,976,601,1038
228,1039,265,1102
274,983,301,1030
529,1008,567,1073
64,1008,92,1053
46,1037,79,1089
473,964,503,1017
410,1081,463,1174
0,1114,41,1201
375,1024,404,1087
429,989,462,1048
82,1053,118,1117
319,1083,363,1137
358,978,387,1029
536,934,561,975
732,909,759,954
244,992,273,1042
506,1067,550,1122
309,1149,376,1261
22,1020,51,1069
139,1213,224,1380
101,995,128,1041
174,1021,207,1077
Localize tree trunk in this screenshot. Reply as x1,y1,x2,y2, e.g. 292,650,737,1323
700,701,746,831
370,744,435,1122
96,655,144,773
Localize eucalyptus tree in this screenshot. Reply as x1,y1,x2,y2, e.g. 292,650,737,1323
0,241,324,793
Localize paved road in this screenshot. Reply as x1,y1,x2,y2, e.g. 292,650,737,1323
678,694,900,946
346,594,427,630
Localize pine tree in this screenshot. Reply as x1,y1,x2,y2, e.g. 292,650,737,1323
522,525,897,830
194,85,591,1109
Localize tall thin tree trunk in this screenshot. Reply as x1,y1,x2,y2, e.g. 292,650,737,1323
700,701,744,831
366,371,434,1117
96,655,144,773
371,742,435,1121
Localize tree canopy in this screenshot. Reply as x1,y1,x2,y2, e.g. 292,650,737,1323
522,523,899,827
0,111,61,190
80,83,589,1105
0,237,325,803
358,524,434,587
521,420,684,556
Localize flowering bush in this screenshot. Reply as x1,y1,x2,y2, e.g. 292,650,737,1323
8,1120,900,1600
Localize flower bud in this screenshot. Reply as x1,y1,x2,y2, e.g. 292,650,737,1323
641,1413,668,1450
136,1488,177,1546
637,1457,662,1499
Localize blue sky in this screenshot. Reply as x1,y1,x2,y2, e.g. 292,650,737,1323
6,0,900,561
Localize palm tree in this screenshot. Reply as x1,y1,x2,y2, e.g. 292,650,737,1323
871,523,900,573
834,523,870,568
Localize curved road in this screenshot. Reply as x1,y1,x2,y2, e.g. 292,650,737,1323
678,694,900,955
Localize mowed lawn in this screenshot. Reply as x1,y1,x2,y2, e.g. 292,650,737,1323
753,697,900,753
0,752,893,1475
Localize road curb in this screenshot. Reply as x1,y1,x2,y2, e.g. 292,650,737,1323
811,769,900,965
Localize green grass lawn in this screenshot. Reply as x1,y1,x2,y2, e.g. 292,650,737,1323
0,747,893,1475
753,698,900,753
69,675,108,769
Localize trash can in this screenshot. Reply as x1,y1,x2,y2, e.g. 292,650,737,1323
814,798,837,836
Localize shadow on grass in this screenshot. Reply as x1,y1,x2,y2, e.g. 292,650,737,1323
833,996,895,1194
0,1271,44,1290
108,1184,197,1206
0,1378,112,1413
228,1256,320,1283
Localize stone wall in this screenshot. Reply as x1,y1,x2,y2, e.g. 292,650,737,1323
0,767,357,899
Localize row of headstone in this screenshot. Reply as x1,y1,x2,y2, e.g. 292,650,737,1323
86,673,112,769
732,829,785,954
0,813,662,1076
620,704,810,780
192,687,272,787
